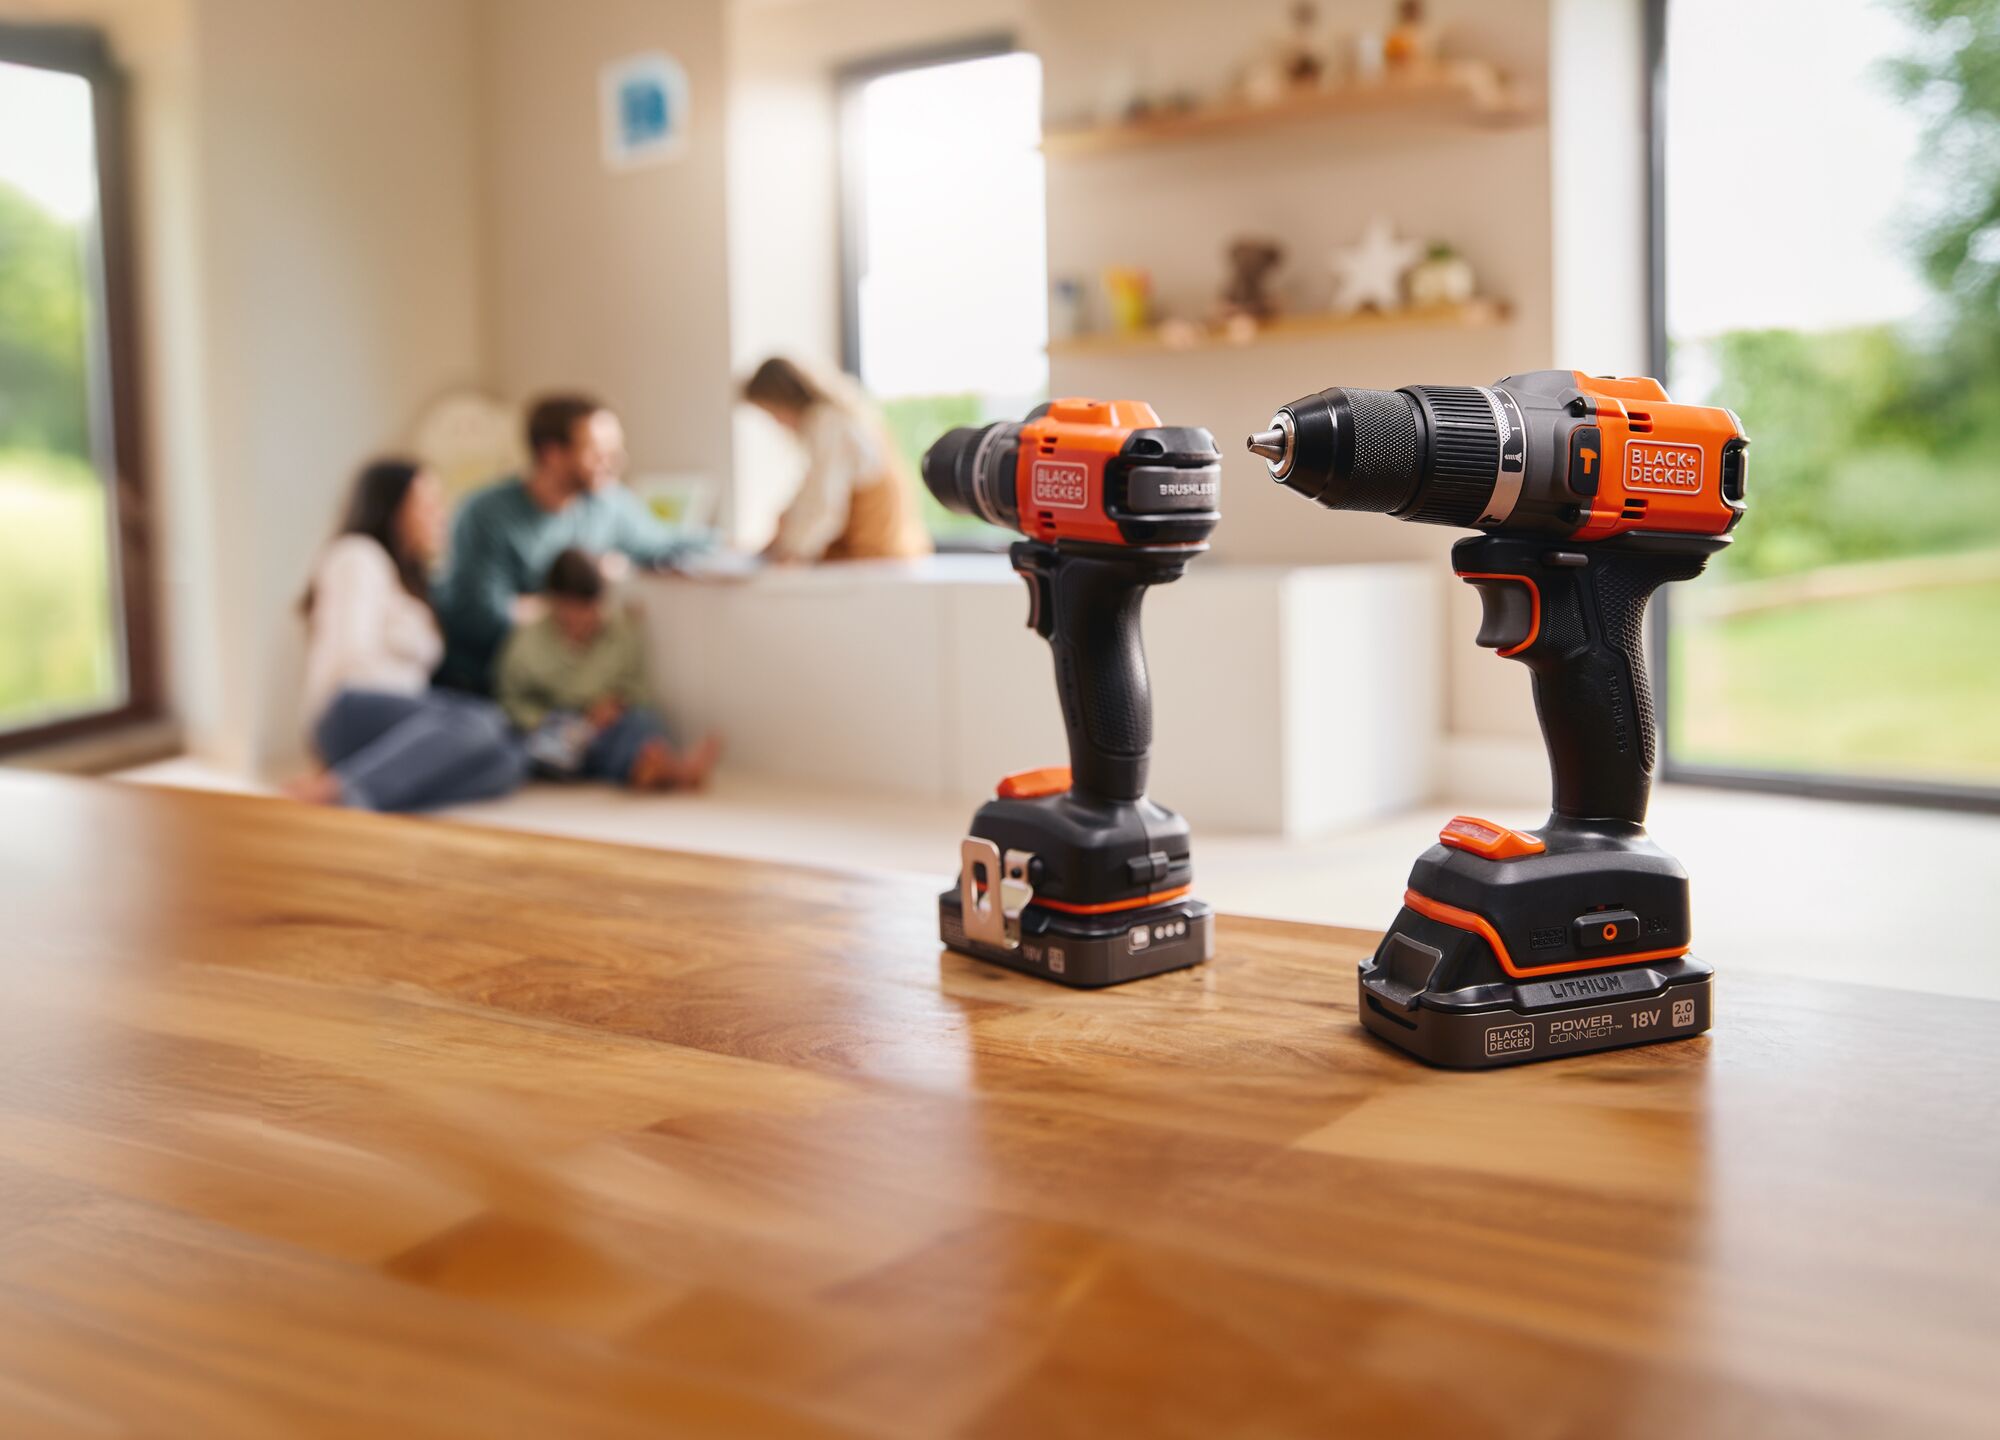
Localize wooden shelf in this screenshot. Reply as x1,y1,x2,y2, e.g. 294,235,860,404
1042,71,1538,157
1046,299,1510,358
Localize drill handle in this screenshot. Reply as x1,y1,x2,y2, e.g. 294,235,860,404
1013,541,1179,804
1455,533,1711,826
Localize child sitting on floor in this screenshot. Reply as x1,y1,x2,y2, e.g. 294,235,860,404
497,548,719,790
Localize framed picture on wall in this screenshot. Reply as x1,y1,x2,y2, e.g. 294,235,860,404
600,52,689,171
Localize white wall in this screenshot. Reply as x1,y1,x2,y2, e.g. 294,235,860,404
195,0,489,770
480,0,734,525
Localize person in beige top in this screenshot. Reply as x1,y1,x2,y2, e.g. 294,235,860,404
740,356,933,564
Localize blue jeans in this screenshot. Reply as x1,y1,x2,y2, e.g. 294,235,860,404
582,706,672,783
314,688,527,812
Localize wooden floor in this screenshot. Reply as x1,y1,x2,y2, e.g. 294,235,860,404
0,773,1994,1438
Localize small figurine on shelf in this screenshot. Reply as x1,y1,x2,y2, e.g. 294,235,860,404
1384,0,1439,73
1280,3,1328,89
1327,218,1423,314
1217,237,1287,325
1103,267,1154,335
1241,1,1330,106
1406,243,1477,308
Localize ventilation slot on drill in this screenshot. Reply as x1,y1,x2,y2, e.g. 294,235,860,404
1626,411,1654,434
1621,498,1649,522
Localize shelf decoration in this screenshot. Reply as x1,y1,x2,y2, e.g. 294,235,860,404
1407,243,1477,308
1328,218,1424,314
1043,0,1533,158
1218,237,1287,325
1045,299,1508,358
1102,267,1155,335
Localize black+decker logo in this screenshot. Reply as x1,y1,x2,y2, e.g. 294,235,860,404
1625,440,1704,494
1031,460,1089,510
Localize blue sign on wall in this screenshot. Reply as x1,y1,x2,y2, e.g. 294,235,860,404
600,52,689,170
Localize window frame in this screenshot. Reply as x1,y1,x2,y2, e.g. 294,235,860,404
1643,0,2000,815
0,22,161,757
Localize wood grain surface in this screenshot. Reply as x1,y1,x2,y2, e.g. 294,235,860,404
0,771,1994,1438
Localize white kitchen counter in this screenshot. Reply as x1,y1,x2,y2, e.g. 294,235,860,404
636,554,1440,837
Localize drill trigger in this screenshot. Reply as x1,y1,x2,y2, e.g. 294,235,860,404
1457,571,1540,657
1013,548,1057,638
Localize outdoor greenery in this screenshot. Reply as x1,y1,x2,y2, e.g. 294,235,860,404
0,180,91,458
1699,1,2000,580
1673,582,2000,782
0,173,120,725
1700,325,2000,578
879,390,1011,546
0,449,117,725
1667,0,2000,783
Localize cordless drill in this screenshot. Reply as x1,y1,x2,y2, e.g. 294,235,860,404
1249,371,1748,1066
923,398,1222,987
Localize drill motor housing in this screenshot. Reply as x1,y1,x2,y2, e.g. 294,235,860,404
924,399,1222,987
1253,370,1749,1066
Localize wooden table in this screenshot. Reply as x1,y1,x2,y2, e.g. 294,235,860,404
1,773,1994,1438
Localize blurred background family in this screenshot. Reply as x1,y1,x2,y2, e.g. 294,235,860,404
288,359,927,812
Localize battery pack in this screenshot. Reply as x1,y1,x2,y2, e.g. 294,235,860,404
1359,948,1713,1068
939,890,1214,988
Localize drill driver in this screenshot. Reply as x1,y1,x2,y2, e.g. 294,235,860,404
1249,371,1748,1066
923,398,1222,987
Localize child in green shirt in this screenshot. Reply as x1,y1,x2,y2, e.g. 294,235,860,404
496,549,720,789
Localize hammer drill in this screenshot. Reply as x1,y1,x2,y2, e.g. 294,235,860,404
1249,371,1748,1066
923,398,1222,987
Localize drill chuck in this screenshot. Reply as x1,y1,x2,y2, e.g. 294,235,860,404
923,420,1024,531
1247,385,1495,527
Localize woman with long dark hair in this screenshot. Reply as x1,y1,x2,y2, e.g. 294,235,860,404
287,459,526,810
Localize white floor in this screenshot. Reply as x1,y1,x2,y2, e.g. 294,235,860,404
118,758,2000,1002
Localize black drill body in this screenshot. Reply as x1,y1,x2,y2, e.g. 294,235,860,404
1252,369,1749,1065
926,402,1223,987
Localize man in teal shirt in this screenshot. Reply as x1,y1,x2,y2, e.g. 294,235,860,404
434,393,700,692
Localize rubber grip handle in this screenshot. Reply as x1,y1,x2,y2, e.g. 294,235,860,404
1455,535,1708,825
1049,551,1154,802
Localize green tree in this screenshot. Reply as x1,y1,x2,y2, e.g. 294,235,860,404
0,179,91,459
1889,0,2000,421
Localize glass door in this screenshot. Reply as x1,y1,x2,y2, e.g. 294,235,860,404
1656,0,2000,802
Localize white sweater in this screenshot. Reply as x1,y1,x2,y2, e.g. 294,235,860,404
302,535,443,723
770,405,887,561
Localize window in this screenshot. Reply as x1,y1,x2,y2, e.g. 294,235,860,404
839,42,1048,543
1653,0,2000,806
0,25,155,752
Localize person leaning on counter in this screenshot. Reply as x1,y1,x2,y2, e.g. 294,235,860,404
740,356,933,564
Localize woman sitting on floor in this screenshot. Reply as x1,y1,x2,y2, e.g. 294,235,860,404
288,458,527,811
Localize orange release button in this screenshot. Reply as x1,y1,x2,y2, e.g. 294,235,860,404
1438,815,1546,860
998,766,1072,800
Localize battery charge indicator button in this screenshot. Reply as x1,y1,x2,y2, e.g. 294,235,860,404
1573,910,1641,949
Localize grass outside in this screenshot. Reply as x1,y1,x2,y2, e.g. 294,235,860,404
1670,580,2000,785
879,391,1011,547
0,449,120,728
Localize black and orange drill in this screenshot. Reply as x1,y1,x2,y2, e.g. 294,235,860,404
1249,371,1749,1065
923,398,1222,986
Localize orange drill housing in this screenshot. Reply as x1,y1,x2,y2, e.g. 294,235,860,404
1013,398,1162,548
1565,373,1747,542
